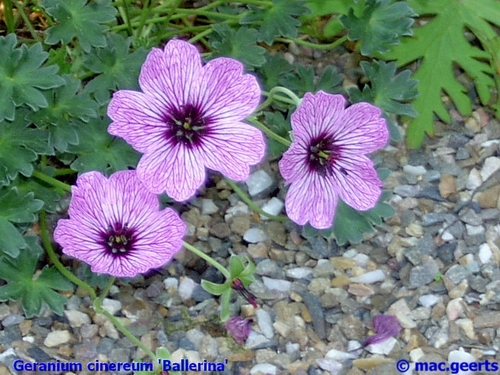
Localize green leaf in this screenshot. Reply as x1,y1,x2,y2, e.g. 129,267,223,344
41,0,117,52
66,116,140,174
0,114,51,186
348,61,418,117
240,0,310,45
0,188,43,257
282,64,343,97
384,0,499,148
209,24,266,68
257,53,293,91
303,0,356,38
340,0,416,56
201,280,229,296
0,248,72,317
0,34,64,121
83,33,148,104
27,75,99,153
263,111,291,159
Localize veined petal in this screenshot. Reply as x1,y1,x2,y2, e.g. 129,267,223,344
291,91,346,141
335,102,389,153
139,41,202,108
201,122,265,180
279,142,309,184
108,90,168,153
285,173,338,229
137,143,206,201
195,58,261,121
333,159,383,211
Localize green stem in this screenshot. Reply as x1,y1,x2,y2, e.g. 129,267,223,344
32,170,72,192
53,168,76,177
257,87,301,112
276,35,348,50
188,27,213,43
15,1,41,41
93,296,157,361
119,0,134,36
248,117,291,147
225,179,289,222
39,211,97,300
183,241,230,279
3,0,15,33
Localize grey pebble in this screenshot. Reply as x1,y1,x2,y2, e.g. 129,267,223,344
445,265,471,285
2,314,24,327
409,259,440,288
394,185,420,197
417,186,447,201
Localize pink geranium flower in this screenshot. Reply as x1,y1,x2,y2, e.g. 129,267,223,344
225,317,252,345
107,39,265,201
279,91,388,229
54,170,186,278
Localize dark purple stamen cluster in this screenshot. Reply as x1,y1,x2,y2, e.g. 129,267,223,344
165,103,208,147
101,222,135,255
307,136,341,177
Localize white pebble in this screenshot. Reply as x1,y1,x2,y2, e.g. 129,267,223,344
410,348,425,362
201,199,218,215
163,277,179,290
446,298,465,321
101,298,122,316
262,277,291,293
478,243,493,264
256,309,274,339
466,168,482,190
350,269,386,284
448,348,476,375
250,363,277,375
260,197,284,220
44,330,71,347
243,228,268,243
466,224,484,236
325,348,357,361
419,294,440,307
246,170,273,197
316,358,343,373
64,310,91,328
480,156,500,181
403,165,427,175
365,337,397,355
353,253,370,267
285,267,313,279
178,277,197,301
224,202,250,221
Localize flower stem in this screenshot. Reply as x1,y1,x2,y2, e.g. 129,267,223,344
225,179,289,222
3,0,15,33
182,241,230,279
39,211,97,300
93,296,157,361
248,117,291,147
276,35,348,50
32,170,72,192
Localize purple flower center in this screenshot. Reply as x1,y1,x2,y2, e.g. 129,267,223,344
308,135,344,177
101,222,136,255
165,104,209,147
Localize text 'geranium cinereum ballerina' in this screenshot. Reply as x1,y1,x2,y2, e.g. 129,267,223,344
107,39,265,201
53,170,186,278
279,91,389,229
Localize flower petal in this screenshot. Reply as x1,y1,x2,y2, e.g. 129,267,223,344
278,141,309,184
201,122,265,180
333,158,383,211
194,57,261,122
291,91,347,141
285,173,338,229
139,40,202,108
108,90,168,153
336,102,389,153
137,144,206,201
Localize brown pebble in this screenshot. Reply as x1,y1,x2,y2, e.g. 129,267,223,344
439,174,456,198
331,257,356,270
474,312,500,329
